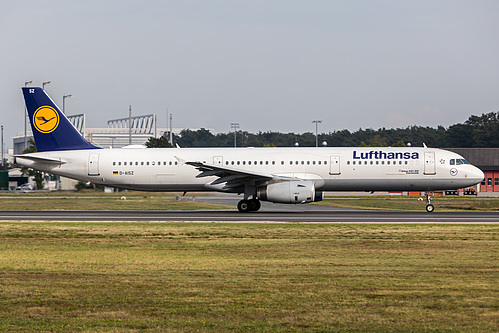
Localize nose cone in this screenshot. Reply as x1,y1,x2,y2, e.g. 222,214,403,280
469,166,484,185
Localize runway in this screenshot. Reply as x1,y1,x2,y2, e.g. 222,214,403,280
1,209,498,223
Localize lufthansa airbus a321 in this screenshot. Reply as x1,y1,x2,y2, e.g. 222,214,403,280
15,87,484,212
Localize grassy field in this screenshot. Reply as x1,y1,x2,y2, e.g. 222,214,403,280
0,223,497,332
316,195,499,211
0,192,232,210
1,191,499,211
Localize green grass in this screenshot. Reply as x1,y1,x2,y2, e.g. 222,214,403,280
2,192,499,211
317,196,499,211
0,223,497,332
0,194,232,210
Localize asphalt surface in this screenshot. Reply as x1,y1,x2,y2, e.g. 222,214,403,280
1,209,498,223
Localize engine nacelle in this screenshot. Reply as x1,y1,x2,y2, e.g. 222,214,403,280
257,181,318,204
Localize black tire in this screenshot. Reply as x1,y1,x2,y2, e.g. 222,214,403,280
237,200,251,213
249,199,261,212
426,204,435,213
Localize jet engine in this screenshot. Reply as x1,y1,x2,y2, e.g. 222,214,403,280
257,180,322,204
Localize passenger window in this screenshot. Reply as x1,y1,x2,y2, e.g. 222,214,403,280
347,161,350,165
118,162,121,166
266,161,269,165
353,161,356,165
152,161,155,166
281,161,284,165
147,162,150,166
237,161,240,165
370,161,373,165
272,161,275,165
113,162,116,166
175,161,178,165
318,161,321,165
136,162,139,166
169,161,172,165
141,162,144,165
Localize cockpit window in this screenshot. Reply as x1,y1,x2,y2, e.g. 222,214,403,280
450,158,469,165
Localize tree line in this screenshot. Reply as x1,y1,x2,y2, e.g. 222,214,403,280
147,112,499,148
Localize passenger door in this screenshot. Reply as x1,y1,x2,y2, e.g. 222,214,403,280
329,155,341,175
424,152,436,175
88,153,100,176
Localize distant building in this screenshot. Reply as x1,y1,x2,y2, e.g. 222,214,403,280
12,113,198,154
448,148,499,192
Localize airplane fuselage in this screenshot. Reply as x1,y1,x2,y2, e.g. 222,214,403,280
16,146,483,193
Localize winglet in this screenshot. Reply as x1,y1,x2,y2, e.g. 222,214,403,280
22,87,100,152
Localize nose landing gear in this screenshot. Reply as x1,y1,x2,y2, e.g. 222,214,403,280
425,192,434,213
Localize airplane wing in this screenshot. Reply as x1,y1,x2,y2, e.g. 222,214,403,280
185,161,274,190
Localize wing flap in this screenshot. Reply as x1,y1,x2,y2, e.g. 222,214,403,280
185,161,274,187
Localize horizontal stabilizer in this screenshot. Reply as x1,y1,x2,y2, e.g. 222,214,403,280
14,154,66,164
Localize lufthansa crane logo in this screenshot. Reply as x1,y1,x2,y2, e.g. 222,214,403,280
33,106,59,133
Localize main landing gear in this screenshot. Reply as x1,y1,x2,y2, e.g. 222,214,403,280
237,199,261,213
424,192,434,213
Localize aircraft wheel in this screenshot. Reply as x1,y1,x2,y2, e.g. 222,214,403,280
249,199,261,212
237,200,251,213
426,204,435,213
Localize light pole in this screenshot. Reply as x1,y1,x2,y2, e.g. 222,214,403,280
1,125,4,169
231,123,239,147
62,94,72,114
312,120,322,147
42,81,51,90
24,81,32,151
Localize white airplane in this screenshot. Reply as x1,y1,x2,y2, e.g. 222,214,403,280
15,87,484,213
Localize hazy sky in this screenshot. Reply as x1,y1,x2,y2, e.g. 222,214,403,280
2,0,499,149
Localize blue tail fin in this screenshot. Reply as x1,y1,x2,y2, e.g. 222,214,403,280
22,87,100,152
